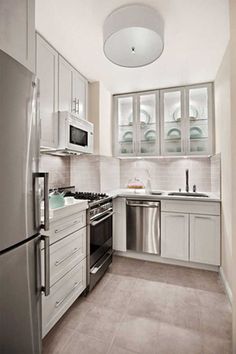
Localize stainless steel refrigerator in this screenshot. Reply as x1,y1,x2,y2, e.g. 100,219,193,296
0,49,49,354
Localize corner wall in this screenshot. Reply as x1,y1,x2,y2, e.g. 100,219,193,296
214,44,233,292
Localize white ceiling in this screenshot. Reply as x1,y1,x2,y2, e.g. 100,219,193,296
35,0,230,94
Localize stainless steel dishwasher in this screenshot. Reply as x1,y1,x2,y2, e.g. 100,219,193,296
126,199,160,255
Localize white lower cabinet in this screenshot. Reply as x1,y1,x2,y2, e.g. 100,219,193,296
113,197,127,252
161,204,220,266
161,212,189,261
42,259,86,337
190,214,220,265
49,228,86,287
42,210,87,337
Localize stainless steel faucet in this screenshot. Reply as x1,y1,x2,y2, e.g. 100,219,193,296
185,169,189,192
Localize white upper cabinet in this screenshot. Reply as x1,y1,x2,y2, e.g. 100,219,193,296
0,0,35,72
186,84,213,155
58,56,73,113
160,88,185,156
36,34,58,149
59,56,88,119
114,92,159,157
160,83,214,156
114,83,214,157
73,71,87,120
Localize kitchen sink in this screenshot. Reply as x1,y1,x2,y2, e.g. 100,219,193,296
150,191,163,195
168,192,209,198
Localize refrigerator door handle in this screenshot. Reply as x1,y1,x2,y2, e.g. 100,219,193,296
41,235,50,296
33,172,49,231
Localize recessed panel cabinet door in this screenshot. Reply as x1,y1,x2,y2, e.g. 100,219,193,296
73,72,87,120
36,35,58,148
59,56,73,113
0,0,35,72
190,214,220,265
161,212,189,261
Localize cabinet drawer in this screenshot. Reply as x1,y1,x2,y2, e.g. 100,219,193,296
161,200,220,215
42,258,86,337
49,211,86,244
50,228,86,286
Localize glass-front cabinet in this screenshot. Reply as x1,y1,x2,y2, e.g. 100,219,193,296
186,84,213,155
114,92,159,156
160,88,184,156
114,83,214,157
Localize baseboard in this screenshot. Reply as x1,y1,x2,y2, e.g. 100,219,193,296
114,250,219,272
219,267,233,305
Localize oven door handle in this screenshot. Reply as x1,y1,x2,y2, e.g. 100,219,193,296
90,211,114,227
90,252,113,274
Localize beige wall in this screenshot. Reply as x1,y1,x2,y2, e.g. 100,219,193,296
215,44,233,291
229,0,236,351
88,81,112,156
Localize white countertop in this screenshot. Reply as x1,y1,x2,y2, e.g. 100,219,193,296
42,199,89,222
107,189,221,202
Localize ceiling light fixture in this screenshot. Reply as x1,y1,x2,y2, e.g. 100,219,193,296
103,4,164,68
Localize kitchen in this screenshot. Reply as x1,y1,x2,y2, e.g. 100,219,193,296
0,1,236,354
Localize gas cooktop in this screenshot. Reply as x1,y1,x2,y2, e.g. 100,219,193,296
65,191,109,202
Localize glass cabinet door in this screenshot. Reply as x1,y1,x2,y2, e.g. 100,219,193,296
137,93,159,155
161,88,184,155
186,84,212,155
116,95,135,156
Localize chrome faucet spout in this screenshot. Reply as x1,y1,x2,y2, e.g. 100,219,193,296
185,169,189,192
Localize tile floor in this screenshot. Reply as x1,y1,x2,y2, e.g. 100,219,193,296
43,256,232,354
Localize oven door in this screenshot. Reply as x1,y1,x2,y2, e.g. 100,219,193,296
90,210,114,268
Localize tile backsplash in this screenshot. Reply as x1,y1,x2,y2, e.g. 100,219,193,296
70,155,120,192
40,153,221,196
39,154,70,189
120,158,212,192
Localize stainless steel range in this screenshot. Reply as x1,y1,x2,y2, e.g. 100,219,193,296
63,188,114,291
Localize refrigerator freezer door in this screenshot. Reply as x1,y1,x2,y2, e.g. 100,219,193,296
0,49,40,252
0,235,42,354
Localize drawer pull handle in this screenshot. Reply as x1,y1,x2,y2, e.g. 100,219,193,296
55,281,81,308
55,247,79,266
55,220,79,234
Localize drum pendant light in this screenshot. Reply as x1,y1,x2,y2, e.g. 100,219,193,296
103,4,164,68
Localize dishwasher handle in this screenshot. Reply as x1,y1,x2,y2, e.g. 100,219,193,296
126,200,160,208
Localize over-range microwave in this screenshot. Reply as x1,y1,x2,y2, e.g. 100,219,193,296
58,111,94,154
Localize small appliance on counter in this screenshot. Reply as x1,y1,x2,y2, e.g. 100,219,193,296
49,189,65,209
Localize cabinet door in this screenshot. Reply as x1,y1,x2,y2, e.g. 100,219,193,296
72,71,87,120
137,92,159,156
161,212,189,261
190,214,220,265
114,95,136,156
0,0,35,72
113,198,127,251
58,56,73,112
160,88,185,156
186,84,213,155
36,35,58,148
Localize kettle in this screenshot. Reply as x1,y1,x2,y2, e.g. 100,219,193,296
49,189,65,209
